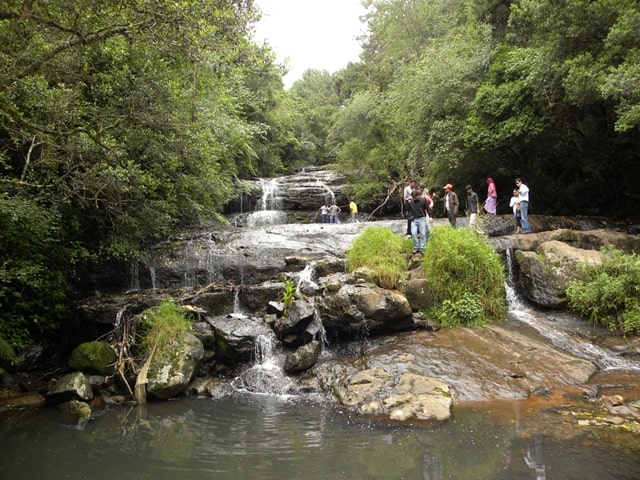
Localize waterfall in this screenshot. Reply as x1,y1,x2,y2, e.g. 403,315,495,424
128,259,140,292
314,177,336,206
505,249,640,371
231,333,293,396
246,178,287,227
295,262,318,295
230,287,245,318
114,307,127,329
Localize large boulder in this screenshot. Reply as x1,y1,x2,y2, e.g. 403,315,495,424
146,332,204,400
284,340,322,373
46,371,94,405
316,283,414,341
515,240,602,308
206,315,277,365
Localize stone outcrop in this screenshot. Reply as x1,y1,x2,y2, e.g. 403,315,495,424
146,332,204,400
46,371,94,405
62,214,640,423
490,229,640,308
67,341,118,375
316,283,414,341
314,365,453,422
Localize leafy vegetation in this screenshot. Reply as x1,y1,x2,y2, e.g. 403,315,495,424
346,226,412,289
1,0,640,352
139,300,192,362
566,249,640,335
423,226,506,327
280,278,298,316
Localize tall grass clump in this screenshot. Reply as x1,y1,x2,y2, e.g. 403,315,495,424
424,226,506,327
347,226,412,289
566,248,640,335
140,299,192,361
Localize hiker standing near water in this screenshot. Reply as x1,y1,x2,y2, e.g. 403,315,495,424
408,190,430,254
443,184,459,227
319,204,329,223
329,203,341,223
515,178,531,233
349,199,358,223
466,185,481,229
403,179,418,237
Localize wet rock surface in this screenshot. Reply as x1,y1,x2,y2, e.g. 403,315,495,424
62,207,640,423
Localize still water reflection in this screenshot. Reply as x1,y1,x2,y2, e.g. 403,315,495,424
2,394,640,480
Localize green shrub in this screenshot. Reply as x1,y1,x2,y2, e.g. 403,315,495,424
566,249,640,335
424,226,506,327
140,299,192,361
347,226,412,289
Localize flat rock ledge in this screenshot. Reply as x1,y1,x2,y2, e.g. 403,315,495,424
315,366,452,423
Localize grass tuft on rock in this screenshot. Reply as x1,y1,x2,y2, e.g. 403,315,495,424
423,226,506,327
140,299,192,361
347,226,412,289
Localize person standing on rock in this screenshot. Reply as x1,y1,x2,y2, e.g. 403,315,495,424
349,199,358,223
408,189,430,254
465,185,481,229
484,177,498,215
329,203,341,223
319,204,329,223
515,178,531,233
443,184,459,227
403,179,418,237
509,188,522,234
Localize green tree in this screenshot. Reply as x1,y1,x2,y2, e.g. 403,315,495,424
0,0,291,348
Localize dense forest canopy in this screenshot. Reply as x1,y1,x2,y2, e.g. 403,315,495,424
0,0,639,351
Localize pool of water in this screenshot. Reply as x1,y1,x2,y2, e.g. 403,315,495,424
2,393,640,480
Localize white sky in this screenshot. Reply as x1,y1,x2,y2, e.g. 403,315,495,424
252,0,367,88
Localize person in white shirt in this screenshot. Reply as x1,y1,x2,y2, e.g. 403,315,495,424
403,179,418,237
515,178,531,233
509,188,522,234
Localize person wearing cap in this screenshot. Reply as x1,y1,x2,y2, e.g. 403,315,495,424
443,183,459,227
465,185,481,229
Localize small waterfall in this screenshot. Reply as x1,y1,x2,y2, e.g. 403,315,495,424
114,307,127,329
295,262,318,295
505,249,640,371
231,333,293,396
149,266,156,290
230,288,245,318
246,178,287,227
128,259,140,292
314,177,336,206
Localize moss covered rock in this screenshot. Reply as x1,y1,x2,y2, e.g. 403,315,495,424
68,341,117,375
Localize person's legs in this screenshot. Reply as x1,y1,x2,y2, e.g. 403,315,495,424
520,201,530,233
411,220,419,252
448,211,457,227
417,218,427,252
469,213,477,229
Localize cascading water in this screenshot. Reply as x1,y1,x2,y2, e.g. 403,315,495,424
295,262,318,296
231,333,293,395
505,248,640,372
246,178,287,227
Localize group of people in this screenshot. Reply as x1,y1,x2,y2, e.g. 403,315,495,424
318,199,359,224
403,176,532,248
